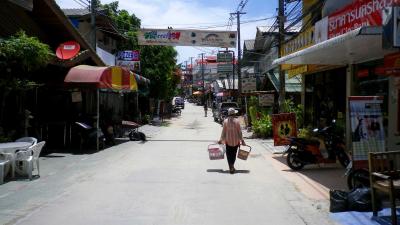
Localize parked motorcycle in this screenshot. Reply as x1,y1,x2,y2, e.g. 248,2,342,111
345,161,370,190
74,121,106,150
284,120,350,170
121,120,146,142
172,106,182,116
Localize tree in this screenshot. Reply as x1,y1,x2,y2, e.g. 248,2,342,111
101,1,178,101
0,31,52,125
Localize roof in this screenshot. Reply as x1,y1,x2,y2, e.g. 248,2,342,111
63,8,90,16
244,39,255,51
64,65,138,91
266,71,301,93
1,0,104,66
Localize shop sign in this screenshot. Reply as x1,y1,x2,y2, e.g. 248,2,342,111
288,65,308,79
348,96,385,161
384,51,400,75
241,77,257,93
116,60,140,72
217,52,233,62
328,0,394,39
138,29,237,48
117,50,140,61
357,69,370,78
272,113,297,146
217,64,233,73
259,94,274,106
281,26,315,56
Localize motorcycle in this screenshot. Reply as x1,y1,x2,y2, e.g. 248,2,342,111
121,120,146,142
284,120,350,170
74,121,106,150
344,161,370,190
172,106,182,116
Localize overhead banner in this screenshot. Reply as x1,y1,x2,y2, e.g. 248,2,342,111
272,113,297,146
328,0,393,39
349,96,385,162
138,29,237,48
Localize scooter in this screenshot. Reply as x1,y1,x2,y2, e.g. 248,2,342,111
284,120,350,170
121,120,146,142
74,121,106,150
172,106,181,116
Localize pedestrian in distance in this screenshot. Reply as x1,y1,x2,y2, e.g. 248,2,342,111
204,103,208,117
218,108,245,174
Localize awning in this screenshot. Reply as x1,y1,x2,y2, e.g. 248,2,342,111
132,72,151,85
266,71,302,93
273,26,393,66
64,65,137,91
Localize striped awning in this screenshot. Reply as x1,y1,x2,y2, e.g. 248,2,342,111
132,72,150,85
64,65,137,91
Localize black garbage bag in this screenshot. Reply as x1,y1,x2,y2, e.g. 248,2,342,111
330,189,348,212
348,187,376,212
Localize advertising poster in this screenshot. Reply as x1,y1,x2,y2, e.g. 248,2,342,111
138,29,237,48
349,96,385,161
272,113,297,146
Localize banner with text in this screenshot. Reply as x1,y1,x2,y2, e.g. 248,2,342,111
349,96,385,162
138,29,237,48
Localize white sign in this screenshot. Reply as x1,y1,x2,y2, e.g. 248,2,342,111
241,77,257,93
259,94,274,106
116,60,140,72
314,17,328,44
138,29,237,48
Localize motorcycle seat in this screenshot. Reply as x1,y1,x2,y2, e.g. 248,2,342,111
295,138,320,145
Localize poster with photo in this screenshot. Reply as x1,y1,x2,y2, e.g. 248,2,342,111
272,113,297,146
349,96,385,161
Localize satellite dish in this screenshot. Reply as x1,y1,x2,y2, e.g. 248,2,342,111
56,41,80,60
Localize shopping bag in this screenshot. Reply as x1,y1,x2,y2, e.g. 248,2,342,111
208,144,225,160
237,145,252,160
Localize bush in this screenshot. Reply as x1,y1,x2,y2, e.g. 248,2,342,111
252,114,272,138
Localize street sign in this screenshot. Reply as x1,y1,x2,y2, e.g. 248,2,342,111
217,64,233,73
241,77,257,93
217,52,233,62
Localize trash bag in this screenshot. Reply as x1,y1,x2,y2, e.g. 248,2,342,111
347,187,375,212
330,189,348,212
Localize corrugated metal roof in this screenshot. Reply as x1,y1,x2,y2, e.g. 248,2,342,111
62,8,90,16
267,71,302,93
244,39,255,51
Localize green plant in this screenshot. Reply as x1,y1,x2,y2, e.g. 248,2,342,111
252,113,272,138
282,99,304,128
298,128,312,139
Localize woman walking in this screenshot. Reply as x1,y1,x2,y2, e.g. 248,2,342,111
218,108,245,174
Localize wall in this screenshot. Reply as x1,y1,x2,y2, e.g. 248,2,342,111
388,76,400,150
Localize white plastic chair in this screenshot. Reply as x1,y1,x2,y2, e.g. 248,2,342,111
0,152,13,184
15,137,37,146
15,141,45,180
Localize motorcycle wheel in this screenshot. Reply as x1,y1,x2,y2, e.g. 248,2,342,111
347,169,370,190
337,150,350,168
286,150,305,170
138,132,146,142
129,131,146,142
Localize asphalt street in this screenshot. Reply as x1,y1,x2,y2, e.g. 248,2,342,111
0,103,339,225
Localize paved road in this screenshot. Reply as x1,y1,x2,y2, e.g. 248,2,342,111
0,103,338,225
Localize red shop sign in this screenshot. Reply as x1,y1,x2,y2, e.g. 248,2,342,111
328,0,394,39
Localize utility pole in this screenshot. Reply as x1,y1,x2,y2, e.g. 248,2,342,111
184,60,188,96
200,53,206,104
90,0,96,49
278,0,286,112
189,57,194,95
231,11,246,99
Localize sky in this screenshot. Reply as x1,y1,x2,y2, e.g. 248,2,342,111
56,0,278,64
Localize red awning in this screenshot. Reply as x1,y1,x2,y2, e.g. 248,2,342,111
64,65,137,91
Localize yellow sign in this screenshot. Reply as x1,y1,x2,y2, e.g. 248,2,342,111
281,26,315,57
288,65,308,79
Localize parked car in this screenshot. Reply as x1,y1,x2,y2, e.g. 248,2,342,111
173,97,185,109
213,102,240,123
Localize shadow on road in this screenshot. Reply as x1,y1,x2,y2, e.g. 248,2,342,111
206,169,250,174
271,154,347,191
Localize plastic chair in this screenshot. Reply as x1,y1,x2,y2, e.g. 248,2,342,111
15,137,37,146
15,141,45,180
0,152,13,184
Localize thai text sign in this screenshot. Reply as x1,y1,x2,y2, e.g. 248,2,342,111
281,26,314,57
349,96,385,161
328,0,394,39
117,50,140,61
259,94,274,106
138,29,237,48
272,113,297,146
241,77,257,93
